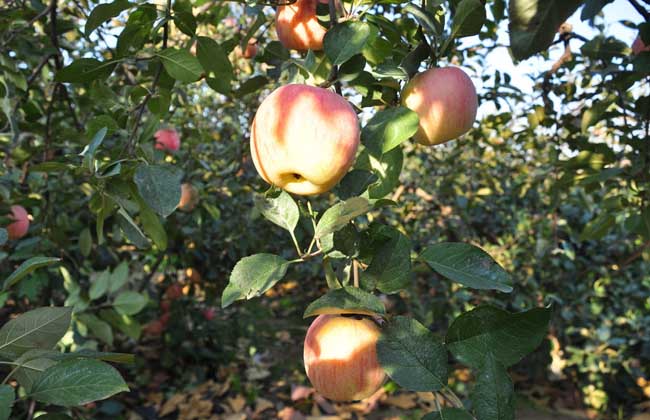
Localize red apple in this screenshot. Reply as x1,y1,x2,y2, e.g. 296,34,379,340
178,183,199,212
401,67,478,145
303,315,386,401
154,128,181,152
202,308,216,321
165,283,183,300
276,0,327,51
250,84,360,195
632,35,650,55
6,205,29,240
243,38,259,59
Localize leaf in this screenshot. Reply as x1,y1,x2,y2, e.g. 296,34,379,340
80,127,107,172
172,0,196,36
581,0,614,20
580,212,615,241
138,200,168,250
55,59,116,83
77,314,113,346
508,0,584,60
303,287,385,318
99,309,141,340
403,4,439,35
451,0,486,38
0,384,14,420
446,306,551,369
113,291,148,316
85,0,133,36
3,257,61,291
356,147,403,199
11,349,57,393
30,358,129,406
196,36,233,92
324,21,372,65
89,270,111,300
157,48,203,83
133,164,183,218
377,316,447,391
221,254,291,308
0,307,72,360
470,355,515,420
79,228,92,257
254,191,299,233
361,226,412,294
420,243,513,293
422,408,474,420
314,197,372,239
362,107,419,156
117,208,150,249
109,262,129,293
336,170,378,200
0,229,6,247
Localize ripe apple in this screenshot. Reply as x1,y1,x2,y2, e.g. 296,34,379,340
154,128,181,152
202,308,216,321
250,84,360,195
632,35,650,55
303,314,386,401
276,0,327,51
401,67,478,146
178,183,199,212
165,283,183,300
243,38,259,59
6,205,29,240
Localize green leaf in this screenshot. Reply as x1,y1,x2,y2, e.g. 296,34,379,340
99,309,141,340
113,291,148,316
133,164,183,218
580,212,615,241
30,358,129,406
336,170,378,200
509,0,584,60
581,99,614,133
420,243,513,293
324,21,372,65
0,307,72,360
0,229,7,247
221,254,291,308
3,257,61,291
254,190,299,233
109,262,129,293
403,4,439,35
422,408,474,420
361,226,412,294
11,349,57,393
0,384,14,420
470,355,515,420
356,147,403,199
362,107,419,156
89,270,111,300
446,306,551,369
117,208,150,249
451,0,486,38
196,36,233,90
377,316,447,391
79,228,92,257
581,36,628,60
314,197,372,239
303,287,385,318
581,0,614,20
77,314,113,346
55,59,116,83
85,0,133,36
172,0,196,36
157,48,203,83
137,199,168,250
80,127,107,172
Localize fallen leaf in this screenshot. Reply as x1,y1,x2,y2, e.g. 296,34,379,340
291,385,314,401
160,393,186,417
228,394,247,412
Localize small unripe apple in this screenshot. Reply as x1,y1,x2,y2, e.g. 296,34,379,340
401,67,478,146
303,315,386,401
632,35,650,55
154,129,181,152
250,84,360,195
6,205,29,240
276,0,327,51
178,183,199,212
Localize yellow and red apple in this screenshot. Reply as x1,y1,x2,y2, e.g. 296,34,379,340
303,314,386,401
632,35,650,55
154,128,181,152
250,84,359,195
6,205,29,240
243,38,259,59
401,67,478,146
276,0,327,51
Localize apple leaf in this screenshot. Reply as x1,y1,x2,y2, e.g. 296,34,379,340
85,0,133,36
451,0,486,38
470,355,515,420
222,254,292,308
113,291,148,316
377,316,447,391
196,36,232,85
3,256,61,291
403,4,439,36
0,229,6,246
0,307,72,360
509,0,584,60
303,286,386,318
0,384,14,420
362,107,419,156
133,163,183,218
336,170,378,200
420,242,513,292
446,305,551,369
55,59,116,83
314,197,372,239
360,226,412,294
324,21,372,66
254,190,299,233
157,48,202,83
356,147,403,199
422,408,474,420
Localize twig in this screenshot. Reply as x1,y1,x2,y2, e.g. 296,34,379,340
0,5,51,51
629,0,650,21
327,0,341,94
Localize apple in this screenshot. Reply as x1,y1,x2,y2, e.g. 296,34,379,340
154,128,180,152
6,205,29,240
632,35,650,55
202,308,216,321
250,84,360,195
303,314,386,401
401,67,478,145
178,183,199,212
243,38,259,59
165,283,183,300
276,0,327,51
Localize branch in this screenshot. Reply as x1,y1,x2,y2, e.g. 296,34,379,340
629,0,650,21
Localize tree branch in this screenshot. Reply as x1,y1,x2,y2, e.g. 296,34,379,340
629,0,650,21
